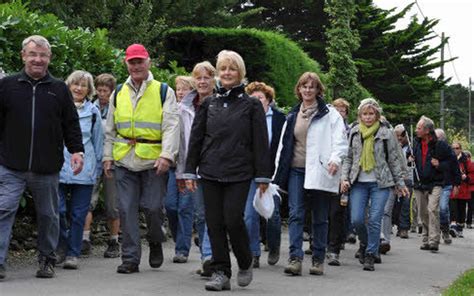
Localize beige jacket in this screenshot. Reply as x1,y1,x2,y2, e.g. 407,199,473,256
103,72,180,172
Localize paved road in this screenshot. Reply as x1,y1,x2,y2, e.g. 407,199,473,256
1,227,473,296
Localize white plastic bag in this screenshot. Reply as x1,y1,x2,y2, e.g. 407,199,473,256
253,183,281,219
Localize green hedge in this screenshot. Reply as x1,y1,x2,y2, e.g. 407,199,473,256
163,27,326,107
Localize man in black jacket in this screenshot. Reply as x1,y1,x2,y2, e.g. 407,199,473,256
413,116,452,253
0,35,84,280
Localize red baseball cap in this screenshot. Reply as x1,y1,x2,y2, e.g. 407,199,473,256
125,44,149,61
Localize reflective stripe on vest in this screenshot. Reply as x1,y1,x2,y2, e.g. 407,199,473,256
113,80,163,161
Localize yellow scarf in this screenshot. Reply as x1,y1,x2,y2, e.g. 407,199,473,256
359,121,380,172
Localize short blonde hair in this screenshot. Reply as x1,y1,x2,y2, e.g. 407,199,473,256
294,72,325,101
192,61,216,79
332,98,350,113
175,75,194,90
66,70,95,98
216,50,246,84
357,98,382,121
245,81,275,103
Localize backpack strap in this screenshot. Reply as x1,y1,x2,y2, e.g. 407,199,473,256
160,82,168,105
91,112,97,134
113,83,123,108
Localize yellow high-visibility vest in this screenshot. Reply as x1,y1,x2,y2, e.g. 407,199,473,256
113,80,163,160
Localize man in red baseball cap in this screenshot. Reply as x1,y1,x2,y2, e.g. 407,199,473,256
103,43,180,274
125,43,149,61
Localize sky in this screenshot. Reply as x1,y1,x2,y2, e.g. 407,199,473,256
373,0,474,87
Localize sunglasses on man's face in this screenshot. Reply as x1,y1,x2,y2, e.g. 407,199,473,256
453,147,461,150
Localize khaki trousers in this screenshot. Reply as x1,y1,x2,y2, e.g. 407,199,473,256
414,186,442,245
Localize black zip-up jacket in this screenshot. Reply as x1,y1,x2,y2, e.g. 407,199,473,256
184,85,272,183
0,70,84,174
413,136,455,190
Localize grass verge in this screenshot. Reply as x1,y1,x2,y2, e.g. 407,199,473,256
443,269,474,296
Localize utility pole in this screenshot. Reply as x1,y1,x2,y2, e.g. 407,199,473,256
469,77,472,145
440,32,445,130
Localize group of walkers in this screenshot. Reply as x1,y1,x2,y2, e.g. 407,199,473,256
0,35,473,292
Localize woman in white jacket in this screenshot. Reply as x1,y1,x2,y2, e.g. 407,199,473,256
273,72,348,276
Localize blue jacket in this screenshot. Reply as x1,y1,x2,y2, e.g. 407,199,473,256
60,100,103,184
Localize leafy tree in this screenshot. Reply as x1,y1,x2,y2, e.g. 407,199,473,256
324,0,368,104
237,0,328,69
353,1,449,105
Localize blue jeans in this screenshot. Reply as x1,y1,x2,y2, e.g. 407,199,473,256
350,182,389,255
244,181,281,257
288,168,331,262
193,182,212,260
165,170,194,257
59,184,94,257
440,185,452,227
0,165,59,265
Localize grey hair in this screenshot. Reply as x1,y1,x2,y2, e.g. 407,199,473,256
435,128,446,141
22,35,51,52
394,124,405,133
65,70,95,98
419,115,435,132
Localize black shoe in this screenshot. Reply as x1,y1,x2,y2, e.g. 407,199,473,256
81,240,91,256
200,259,213,277
356,244,366,264
267,249,280,265
429,244,439,253
374,253,382,264
194,236,200,247
418,226,423,234
0,264,5,280
346,233,357,244
36,259,55,278
252,256,260,268
363,254,375,271
104,239,120,258
420,244,430,251
379,243,391,255
117,262,139,274
149,242,163,268
449,227,458,238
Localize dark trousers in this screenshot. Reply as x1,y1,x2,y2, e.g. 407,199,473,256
201,179,252,278
467,193,473,225
327,195,346,254
450,199,468,225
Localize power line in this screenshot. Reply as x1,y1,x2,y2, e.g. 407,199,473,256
414,0,462,84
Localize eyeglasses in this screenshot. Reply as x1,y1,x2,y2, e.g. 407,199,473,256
453,147,461,150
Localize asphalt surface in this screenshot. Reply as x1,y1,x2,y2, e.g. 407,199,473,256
1,227,473,296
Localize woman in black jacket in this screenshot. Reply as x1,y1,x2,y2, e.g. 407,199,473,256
184,50,271,291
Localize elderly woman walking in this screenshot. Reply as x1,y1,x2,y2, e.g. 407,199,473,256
273,72,348,276
184,50,271,291
58,70,103,269
341,98,408,271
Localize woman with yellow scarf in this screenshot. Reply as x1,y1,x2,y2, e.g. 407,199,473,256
340,98,409,271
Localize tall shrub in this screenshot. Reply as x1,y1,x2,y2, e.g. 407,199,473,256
163,27,325,107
